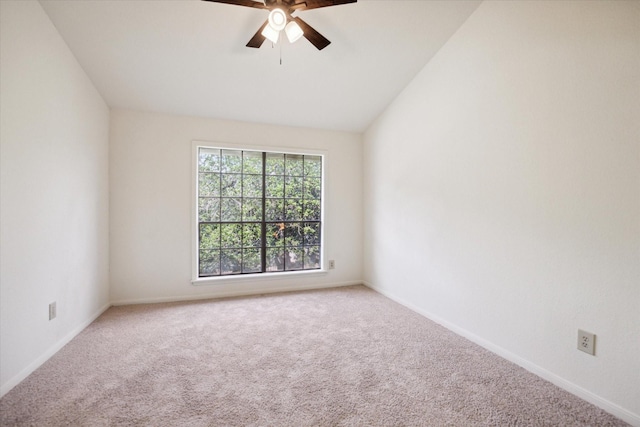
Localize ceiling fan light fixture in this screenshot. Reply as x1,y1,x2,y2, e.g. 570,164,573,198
268,8,287,32
261,23,280,43
285,21,303,43
202,0,357,50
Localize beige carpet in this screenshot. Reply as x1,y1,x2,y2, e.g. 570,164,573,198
0,285,627,426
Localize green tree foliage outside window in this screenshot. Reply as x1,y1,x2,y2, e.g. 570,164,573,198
198,148,322,277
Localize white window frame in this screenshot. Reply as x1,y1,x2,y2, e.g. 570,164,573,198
191,140,327,285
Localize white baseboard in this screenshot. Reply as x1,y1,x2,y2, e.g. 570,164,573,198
0,302,111,398
111,280,362,306
363,281,640,427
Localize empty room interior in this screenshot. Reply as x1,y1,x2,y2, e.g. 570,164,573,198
1,0,639,425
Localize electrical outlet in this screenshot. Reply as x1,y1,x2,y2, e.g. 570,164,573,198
328,260,335,269
49,302,56,321
578,329,595,355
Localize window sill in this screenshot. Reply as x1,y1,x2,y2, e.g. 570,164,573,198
191,269,328,286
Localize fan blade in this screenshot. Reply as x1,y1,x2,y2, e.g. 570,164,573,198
293,17,330,50
290,0,356,11
289,3,307,12
247,20,269,48
201,0,268,9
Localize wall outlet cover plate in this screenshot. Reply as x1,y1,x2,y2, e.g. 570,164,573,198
578,329,595,355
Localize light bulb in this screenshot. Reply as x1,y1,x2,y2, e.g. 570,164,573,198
285,21,303,43
261,24,279,43
268,8,287,32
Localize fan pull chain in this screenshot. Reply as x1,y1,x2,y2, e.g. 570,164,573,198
280,42,283,65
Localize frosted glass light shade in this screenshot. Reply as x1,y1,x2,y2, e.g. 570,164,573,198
268,8,287,32
261,24,280,43
285,21,303,43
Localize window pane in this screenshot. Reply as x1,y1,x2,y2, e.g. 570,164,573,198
266,153,284,175
199,198,220,222
199,173,220,197
285,154,304,177
220,223,242,248
285,199,303,221
242,175,262,198
304,156,321,177
303,200,321,221
303,222,320,246
242,248,261,273
221,150,242,173
304,246,320,270
221,198,241,222
221,249,242,274
266,176,284,198
199,148,220,172
243,223,261,248
265,199,284,221
285,176,303,199
221,173,241,197
199,249,220,276
242,198,262,222
285,247,303,270
304,176,321,200
284,222,303,247
266,222,285,247
199,224,220,249
266,248,284,272
243,151,263,175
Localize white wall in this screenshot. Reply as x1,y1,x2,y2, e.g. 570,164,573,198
110,109,362,304
363,1,639,424
0,1,110,396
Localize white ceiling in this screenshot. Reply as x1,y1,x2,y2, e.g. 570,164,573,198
39,0,481,132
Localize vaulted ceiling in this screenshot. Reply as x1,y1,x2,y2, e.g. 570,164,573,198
40,0,481,132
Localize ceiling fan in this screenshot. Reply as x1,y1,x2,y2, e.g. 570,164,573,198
202,0,357,51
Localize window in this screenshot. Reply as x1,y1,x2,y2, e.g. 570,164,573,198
195,146,323,278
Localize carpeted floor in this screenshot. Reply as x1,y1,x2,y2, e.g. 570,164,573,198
0,285,628,426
